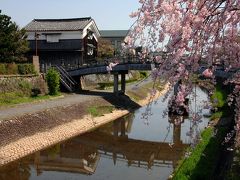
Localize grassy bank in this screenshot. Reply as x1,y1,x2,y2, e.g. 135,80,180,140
173,127,227,179
87,105,115,117
126,81,164,101
172,83,231,179
210,84,230,121
226,147,240,179
0,92,61,107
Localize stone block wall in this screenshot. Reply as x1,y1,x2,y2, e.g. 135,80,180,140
0,75,48,95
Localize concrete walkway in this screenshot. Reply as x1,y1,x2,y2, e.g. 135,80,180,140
0,92,112,121
0,76,152,121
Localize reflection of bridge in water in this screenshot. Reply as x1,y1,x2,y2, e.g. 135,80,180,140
34,116,189,175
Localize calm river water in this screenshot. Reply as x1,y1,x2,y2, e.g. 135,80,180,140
0,87,210,180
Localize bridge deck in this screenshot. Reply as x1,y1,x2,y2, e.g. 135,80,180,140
67,60,237,79
68,63,153,76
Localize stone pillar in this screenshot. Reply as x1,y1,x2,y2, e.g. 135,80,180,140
32,56,40,74
121,73,126,94
113,73,119,95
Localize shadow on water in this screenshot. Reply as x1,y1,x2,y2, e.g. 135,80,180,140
0,86,211,180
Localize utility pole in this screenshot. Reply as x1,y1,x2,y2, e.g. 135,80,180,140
35,32,40,56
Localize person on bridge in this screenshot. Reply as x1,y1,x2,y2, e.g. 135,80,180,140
106,60,119,72
202,66,213,78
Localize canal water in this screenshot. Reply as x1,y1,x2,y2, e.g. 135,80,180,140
0,87,210,180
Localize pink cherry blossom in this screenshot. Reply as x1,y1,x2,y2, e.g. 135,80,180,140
127,0,240,142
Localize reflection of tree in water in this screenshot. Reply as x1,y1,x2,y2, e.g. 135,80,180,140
141,92,157,125
186,85,207,148
0,160,31,180
143,84,210,149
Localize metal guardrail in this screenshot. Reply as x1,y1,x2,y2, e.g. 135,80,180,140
53,65,77,92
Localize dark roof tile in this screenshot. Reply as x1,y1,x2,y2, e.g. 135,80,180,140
100,30,129,37
25,17,92,31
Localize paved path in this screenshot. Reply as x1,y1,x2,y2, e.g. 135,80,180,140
0,92,112,121
0,76,152,121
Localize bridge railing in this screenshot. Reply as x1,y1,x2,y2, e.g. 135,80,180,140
53,65,77,92
59,55,154,71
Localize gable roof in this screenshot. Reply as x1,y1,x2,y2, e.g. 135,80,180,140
100,30,129,38
25,17,93,32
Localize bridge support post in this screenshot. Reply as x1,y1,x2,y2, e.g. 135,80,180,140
121,73,126,94
73,76,82,91
120,120,126,136
113,73,119,95
113,120,119,137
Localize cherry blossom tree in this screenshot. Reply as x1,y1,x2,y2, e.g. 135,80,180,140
128,0,239,80
127,0,240,138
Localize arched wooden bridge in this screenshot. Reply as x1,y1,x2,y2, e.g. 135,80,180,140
54,57,238,94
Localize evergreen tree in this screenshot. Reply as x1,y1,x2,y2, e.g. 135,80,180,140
0,10,29,63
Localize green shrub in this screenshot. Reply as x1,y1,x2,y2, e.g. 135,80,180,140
26,64,35,74
18,79,32,96
46,68,60,95
18,64,25,74
140,71,148,78
7,63,18,74
0,63,36,75
18,64,36,75
131,71,141,80
0,64,7,74
31,88,41,97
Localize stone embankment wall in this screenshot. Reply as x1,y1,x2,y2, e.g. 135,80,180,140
0,75,47,95
0,96,130,166
82,71,141,88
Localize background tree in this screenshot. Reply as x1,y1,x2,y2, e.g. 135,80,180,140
97,38,114,59
0,10,29,63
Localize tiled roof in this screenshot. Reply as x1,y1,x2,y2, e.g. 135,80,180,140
25,17,92,31
100,30,129,37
